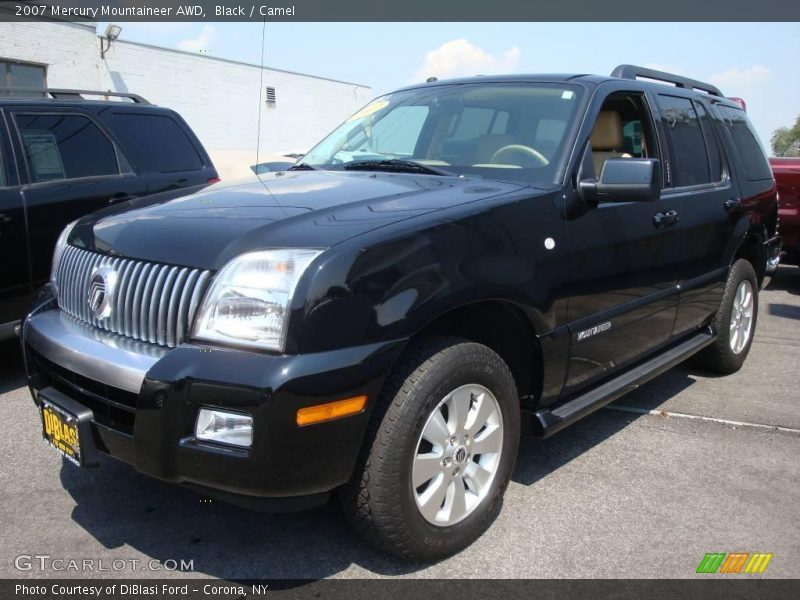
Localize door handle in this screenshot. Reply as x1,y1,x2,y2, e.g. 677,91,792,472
653,209,679,229
724,197,742,212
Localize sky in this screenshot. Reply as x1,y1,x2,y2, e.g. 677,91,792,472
97,22,800,151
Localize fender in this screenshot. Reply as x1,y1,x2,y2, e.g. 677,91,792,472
291,187,574,402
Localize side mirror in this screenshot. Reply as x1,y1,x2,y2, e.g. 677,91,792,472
579,158,662,205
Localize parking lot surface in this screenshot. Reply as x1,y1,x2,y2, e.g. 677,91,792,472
1,266,798,579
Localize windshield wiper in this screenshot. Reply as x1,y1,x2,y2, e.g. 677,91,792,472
288,162,317,171
342,159,455,176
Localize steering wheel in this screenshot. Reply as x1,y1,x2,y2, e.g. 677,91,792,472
489,144,549,167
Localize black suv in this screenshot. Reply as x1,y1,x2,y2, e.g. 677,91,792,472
0,88,218,339
22,67,780,560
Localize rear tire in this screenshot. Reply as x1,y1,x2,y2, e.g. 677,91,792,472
340,336,520,561
692,259,758,374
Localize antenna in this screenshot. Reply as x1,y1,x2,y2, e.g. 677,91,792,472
255,19,267,169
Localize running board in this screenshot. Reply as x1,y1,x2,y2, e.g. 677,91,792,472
532,328,715,438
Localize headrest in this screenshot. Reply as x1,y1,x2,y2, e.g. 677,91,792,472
591,111,624,151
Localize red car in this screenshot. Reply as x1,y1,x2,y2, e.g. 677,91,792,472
771,157,800,264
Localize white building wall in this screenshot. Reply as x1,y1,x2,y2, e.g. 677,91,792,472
0,22,99,88
0,22,373,180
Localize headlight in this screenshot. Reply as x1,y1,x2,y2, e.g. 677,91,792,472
50,220,78,293
192,249,322,351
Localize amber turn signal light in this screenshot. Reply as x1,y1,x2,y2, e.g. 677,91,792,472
296,395,368,426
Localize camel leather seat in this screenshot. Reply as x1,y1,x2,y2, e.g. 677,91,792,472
591,111,631,175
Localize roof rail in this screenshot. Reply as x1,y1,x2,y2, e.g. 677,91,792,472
610,64,722,97
0,88,151,104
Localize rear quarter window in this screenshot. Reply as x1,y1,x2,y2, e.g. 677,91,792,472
716,105,772,181
109,112,204,173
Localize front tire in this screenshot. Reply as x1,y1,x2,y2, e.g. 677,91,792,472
341,337,520,561
692,259,758,374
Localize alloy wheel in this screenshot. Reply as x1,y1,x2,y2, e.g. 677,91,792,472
411,384,504,526
729,279,754,354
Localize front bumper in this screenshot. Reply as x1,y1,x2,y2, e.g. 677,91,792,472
23,293,405,507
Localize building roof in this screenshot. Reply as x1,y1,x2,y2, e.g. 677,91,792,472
108,37,371,89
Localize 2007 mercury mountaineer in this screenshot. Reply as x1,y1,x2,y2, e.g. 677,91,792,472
23,65,781,560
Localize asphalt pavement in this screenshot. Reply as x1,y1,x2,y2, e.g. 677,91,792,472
1,266,798,579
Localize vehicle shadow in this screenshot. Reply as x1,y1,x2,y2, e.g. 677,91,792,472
0,339,26,395
59,455,427,579
512,365,697,486
768,303,800,321
59,363,699,579
766,265,800,294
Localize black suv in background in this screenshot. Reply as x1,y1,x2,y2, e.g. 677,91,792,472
23,67,780,561
0,89,218,338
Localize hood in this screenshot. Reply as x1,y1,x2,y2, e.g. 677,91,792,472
72,170,527,270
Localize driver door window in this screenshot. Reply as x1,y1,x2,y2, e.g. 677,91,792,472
589,92,659,177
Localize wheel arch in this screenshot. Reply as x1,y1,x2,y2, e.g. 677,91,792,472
732,224,768,286
403,299,544,408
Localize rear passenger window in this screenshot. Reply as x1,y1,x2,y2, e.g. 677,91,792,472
622,120,644,156
656,95,711,187
110,113,203,173
716,105,772,181
15,114,119,183
449,107,509,140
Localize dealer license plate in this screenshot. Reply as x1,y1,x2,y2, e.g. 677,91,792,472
40,400,82,466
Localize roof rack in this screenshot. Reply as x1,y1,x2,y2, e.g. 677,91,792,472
0,88,151,104
610,65,722,97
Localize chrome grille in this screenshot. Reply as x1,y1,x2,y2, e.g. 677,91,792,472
55,246,212,347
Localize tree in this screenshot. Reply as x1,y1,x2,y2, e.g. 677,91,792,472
771,115,800,157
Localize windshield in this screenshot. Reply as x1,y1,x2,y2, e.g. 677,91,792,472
302,82,584,183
